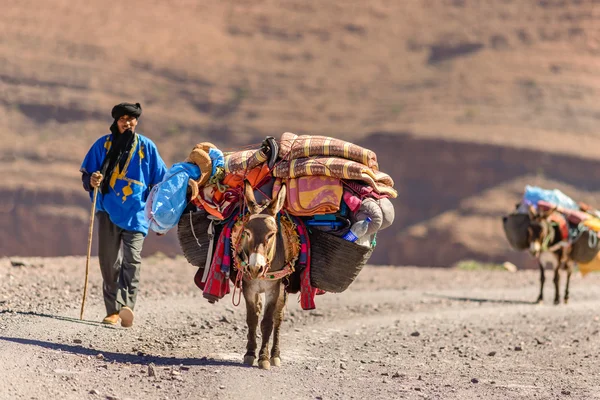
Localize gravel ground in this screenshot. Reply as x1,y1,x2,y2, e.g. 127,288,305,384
2,256,600,399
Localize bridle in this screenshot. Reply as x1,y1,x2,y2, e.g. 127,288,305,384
237,213,278,277
231,212,300,306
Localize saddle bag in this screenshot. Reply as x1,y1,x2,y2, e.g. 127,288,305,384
570,225,600,264
502,213,531,251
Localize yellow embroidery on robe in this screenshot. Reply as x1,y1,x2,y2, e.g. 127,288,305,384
106,135,144,203
138,143,145,165
122,183,133,202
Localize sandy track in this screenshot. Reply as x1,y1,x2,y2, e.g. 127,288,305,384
2,256,600,399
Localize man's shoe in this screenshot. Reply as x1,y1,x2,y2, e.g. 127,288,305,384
102,313,120,325
119,306,134,328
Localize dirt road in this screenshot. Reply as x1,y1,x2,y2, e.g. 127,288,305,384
2,256,600,399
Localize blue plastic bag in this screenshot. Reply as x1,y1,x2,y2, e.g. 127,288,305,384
208,147,224,177
523,185,579,210
145,162,201,234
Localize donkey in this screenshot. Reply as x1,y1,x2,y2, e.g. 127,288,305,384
233,181,294,369
526,205,574,305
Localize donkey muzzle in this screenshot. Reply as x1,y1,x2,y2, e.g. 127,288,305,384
247,253,267,279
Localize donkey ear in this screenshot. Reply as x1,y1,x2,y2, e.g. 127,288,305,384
266,184,286,217
244,180,262,215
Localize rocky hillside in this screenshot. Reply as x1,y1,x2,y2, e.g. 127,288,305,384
1,0,600,266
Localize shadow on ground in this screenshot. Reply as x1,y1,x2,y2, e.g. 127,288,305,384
0,336,241,367
424,293,537,305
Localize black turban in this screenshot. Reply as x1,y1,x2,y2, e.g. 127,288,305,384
111,102,142,120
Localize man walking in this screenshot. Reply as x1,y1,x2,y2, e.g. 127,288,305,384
80,102,167,327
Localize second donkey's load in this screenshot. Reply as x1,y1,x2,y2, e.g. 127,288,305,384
502,185,600,273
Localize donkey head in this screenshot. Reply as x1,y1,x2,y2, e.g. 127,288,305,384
238,181,287,279
527,204,557,256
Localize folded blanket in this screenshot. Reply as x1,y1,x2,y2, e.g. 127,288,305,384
201,217,238,302
273,176,343,216
273,156,397,198
223,149,268,174
279,132,379,170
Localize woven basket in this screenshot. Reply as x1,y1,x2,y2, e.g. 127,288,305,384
308,228,373,293
502,213,531,251
571,228,600,264
177,210,213,268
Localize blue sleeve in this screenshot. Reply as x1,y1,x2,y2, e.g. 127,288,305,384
80,137,107,192
147,139,167,186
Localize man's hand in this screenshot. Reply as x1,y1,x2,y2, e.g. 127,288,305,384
90,172,103,188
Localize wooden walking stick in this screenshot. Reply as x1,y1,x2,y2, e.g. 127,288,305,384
80,185,99,320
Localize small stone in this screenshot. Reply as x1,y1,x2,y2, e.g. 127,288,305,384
10,260,26,267
514,346,523,351
488,351,497,357
180,366,190,371
471,378,479,384
96,354,105,360
219,385,226,390
340,362,347,370
392,372,402,379
410,331,420,337
89,389,100,395
148,363,157,377
106,396,120,400
73,339,83,344
562,390,571,395
503,262,517,272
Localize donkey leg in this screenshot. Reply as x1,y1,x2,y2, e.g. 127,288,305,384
553,266,560,305
564,264,572,304
270,285,287,367
536,262,545,304
242,286,260,366
258,284,280,370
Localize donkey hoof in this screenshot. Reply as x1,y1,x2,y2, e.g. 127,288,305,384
270,357,281,367
564,298,569,304
553,299,560,306
243,355,256,366
258,360,271,370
